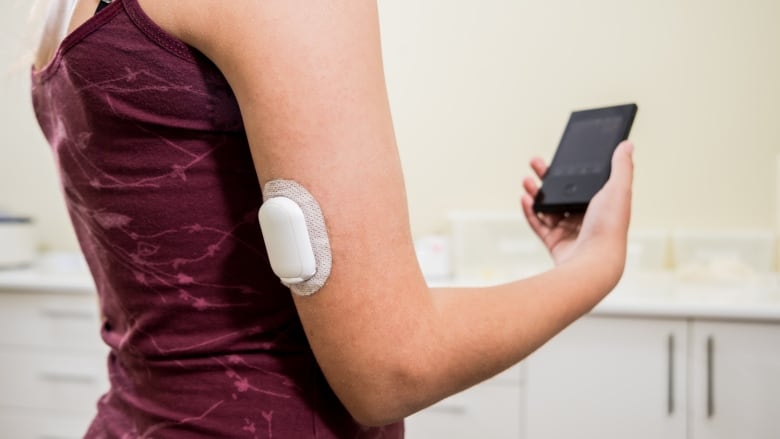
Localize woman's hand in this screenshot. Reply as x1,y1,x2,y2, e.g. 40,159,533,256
521,141,634,279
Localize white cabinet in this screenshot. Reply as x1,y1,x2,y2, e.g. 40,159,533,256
689,321,780,439
0,408,91,439
525,316,688,439
0,293,103,350
405,365,525,439
0,290,108,436
2,273,778,439
524,315,780,439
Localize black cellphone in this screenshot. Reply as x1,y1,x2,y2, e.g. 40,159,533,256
532,103,637,214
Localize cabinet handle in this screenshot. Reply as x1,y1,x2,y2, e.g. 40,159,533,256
667,334,675,415
41,308,95,320
39,371,98,385
707,336,715,418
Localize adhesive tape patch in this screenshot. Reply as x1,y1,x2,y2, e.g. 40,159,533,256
260,180,332,296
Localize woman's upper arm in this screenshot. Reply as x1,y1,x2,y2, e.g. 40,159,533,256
155,0,435,422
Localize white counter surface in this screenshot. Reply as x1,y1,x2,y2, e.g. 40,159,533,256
432,271,780,322
596,282,780,322
599,271,780,321
1,264,779,321
0,265,96,294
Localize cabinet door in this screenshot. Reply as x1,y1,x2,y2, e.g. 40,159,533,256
0,408,92,439
689,321,780,439
405,383,522,439
525,316,687,439
0,292,103,351
0,349,108,412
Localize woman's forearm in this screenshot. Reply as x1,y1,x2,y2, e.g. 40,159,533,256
422,253,620,403
343,250,622,426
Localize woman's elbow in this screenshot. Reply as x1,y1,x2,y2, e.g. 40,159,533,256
333,359,428,427
345,398,407,427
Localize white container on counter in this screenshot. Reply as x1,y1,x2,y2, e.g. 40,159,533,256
671,229,776,280
0,218,37,269
448,211,551,280
414,234,452,281
626,229,669,272
776,153,780,271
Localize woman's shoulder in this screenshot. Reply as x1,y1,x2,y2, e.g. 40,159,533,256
136,0,237,53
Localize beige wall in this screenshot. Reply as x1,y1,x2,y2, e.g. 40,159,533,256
379,0,780,237
1,1,77,250
1,0,778,252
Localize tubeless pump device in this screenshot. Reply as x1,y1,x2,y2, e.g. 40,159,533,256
257,180,332,296
258,197,316,283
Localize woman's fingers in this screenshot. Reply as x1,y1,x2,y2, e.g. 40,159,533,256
522,176,539,198
522,143,632,266
522,154,588,258
521,194,547,237
530,157,548,180
556,214,584,233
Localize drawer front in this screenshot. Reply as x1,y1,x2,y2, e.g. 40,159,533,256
0,408,93,439
0,293,103,351
0,350,108,413
405,384,523,439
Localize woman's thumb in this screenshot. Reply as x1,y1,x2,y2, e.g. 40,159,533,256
608,140,634,189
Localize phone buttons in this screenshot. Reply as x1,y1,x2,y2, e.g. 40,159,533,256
564,183,578,196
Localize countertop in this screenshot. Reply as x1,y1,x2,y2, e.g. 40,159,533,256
0,253,95,294
0,265,96,294
595,272,780,322
432,271,780,322
2,261,779,322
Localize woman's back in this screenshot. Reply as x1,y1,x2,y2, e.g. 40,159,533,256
31,1,403,436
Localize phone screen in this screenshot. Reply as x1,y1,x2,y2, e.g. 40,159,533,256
549,115,624,177
534,103,637,213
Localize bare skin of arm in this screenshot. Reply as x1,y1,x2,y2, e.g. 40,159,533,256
122,0,636,426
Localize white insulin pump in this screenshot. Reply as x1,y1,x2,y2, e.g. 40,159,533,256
257,180,332,296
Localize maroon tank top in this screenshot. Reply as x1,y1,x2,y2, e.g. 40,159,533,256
31,1,403,437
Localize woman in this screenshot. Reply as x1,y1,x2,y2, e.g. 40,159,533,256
31,0,634,437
